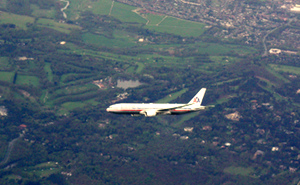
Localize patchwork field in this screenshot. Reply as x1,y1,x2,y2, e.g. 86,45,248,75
82,32,137,48
269,64,300,75
0,57,10,69
145,16,206,37
30,4,56,18
223,166,255,176
44,63,53,82
15,75,39,87
156,88,188,103
0,11,34,29
0,72,14,82
36,18,81,34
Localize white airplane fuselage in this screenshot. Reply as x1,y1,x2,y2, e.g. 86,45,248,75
106,88,208,117
106,103,206,116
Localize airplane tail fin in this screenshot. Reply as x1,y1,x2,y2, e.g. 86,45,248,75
188,88,206,105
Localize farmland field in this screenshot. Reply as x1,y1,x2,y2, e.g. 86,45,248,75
146,14,166,25
0,57,10,69
110,1,146,23
269,64,300,75
67,0,146,23
15,75,39,87
36,18,81,34
156,88,188,103
44,63,53,82
82,32,136,47
145,16,206,37
0,12,34,29
30,4,55,18
0,72,14,82
223,166,255,176
195,42,257,55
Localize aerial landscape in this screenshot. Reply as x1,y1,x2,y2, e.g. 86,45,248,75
0,0,299,184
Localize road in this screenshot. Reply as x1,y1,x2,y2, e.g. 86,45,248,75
0,134,23,167
60,0,70,19
262,18,294,56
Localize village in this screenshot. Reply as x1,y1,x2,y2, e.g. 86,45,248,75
118,0,300,50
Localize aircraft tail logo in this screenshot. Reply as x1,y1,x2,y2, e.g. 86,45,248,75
188,88,206,105
193,97,200,103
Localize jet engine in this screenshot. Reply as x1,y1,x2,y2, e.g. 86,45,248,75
142,110,157,117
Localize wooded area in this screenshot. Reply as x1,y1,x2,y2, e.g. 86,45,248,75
0,0,299,184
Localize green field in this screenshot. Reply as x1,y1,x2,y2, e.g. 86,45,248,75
265,65,290,83
90,0,112,14
0,57,10,68
30,4,56,18
0,72,14,82
82,32,136,48
156,88,188,103
195,42,257,55
24,161,62,178
0,11,34,29
110,1,146,23
146,14,165,25
269,64,300,75
36,18,81,34
44,63,53,82
55,83,98,95
15,75,39,87
146,16,206,37
136,62,145,73
223,166,255,176
66,0,146,23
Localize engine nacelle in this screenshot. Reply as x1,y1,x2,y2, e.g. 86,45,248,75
142,110,157,117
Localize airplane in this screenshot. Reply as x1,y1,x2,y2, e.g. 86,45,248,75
106,88,208,117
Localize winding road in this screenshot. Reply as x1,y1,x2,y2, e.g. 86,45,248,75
0,134,23,167
262,18,294,56
60,0,70,19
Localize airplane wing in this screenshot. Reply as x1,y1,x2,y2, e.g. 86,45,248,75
140,103,195,117
156,103,194,112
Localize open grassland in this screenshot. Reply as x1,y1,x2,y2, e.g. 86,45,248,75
265,65,290,83
65,0,100,20
224,166,255,176
173,111,199,128
269,64,300,75
195,42,257,55
59,43,136,62
126,66,136,73
135,62,145,73
0,12,34,30
146,14,165,25
0,72,14,82
15,75,39,87
212,78,242,86
30,4,55,18
61,98,100,110
88,0,112,16
44,63,53,82
54,83,98,96
0,0,6,9
145,16,206,37
37,18,81,34
67,0,145,23
82,33,137,48
156,88,188,103
210,56,239,63
0,57,10,68
24,162,62,178
110,1,146,23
